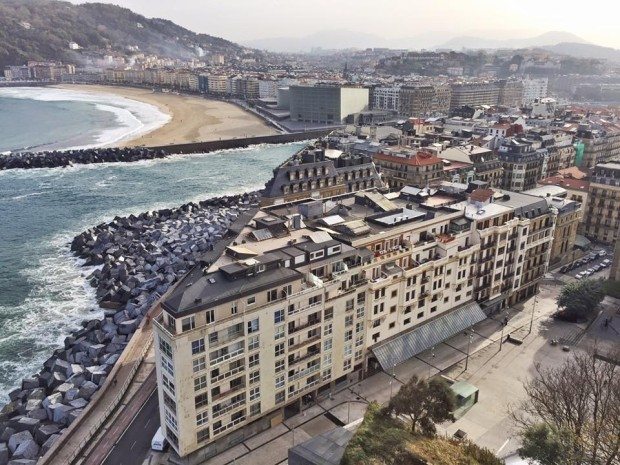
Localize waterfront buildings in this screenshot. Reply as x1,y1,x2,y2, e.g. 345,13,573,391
583,162,620,244
153,161,556,462
289,86,369,124
373,147,444,189
260,145,384,206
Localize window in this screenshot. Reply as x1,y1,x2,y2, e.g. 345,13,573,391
206,310,215,324
275,343,285,357
275,325,285,340
162,374,175,394
324,307,334,320
247,318,259,334
355,334,364,347
275,375,285,389
250,402,261,416
194,375,208,391
345,315,354,327
343,359,352,371
310,250,325,260
191,339,205,355
356,307,365,319
247,296,256,305
322,368,332,381
389,322,395,329
181,316,195,332
249,370,260,384
344,343,353,357
193,356,206,373
231,303,237,315
249,387,260,401
391,290,398,298
248,335,260,351
195,393,209,409
324,338,333,351
404,318,411,325
417,312,424,319
275,359,285,373
430,306,437,313
274,309,285,324
309,295,322,306
197,427,210,443
209,332,218,344
323,353,332,366
275,391,285,404
355,321,364,333
161,357,174,377
267,289,278,302
165,408,177,432
196,411,209,426
324,323,333,336
390,305,397,313
249,353,260,368
344,330,353,342
159,337,172,358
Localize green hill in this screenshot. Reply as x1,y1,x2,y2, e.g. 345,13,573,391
0,0,243,69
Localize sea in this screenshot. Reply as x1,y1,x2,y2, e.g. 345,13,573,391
0,87,304,398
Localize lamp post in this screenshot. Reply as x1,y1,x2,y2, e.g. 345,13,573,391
429,347,435,378
465,331,474,371
499,321,505,351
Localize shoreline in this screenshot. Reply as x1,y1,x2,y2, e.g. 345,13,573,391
53,84,279,148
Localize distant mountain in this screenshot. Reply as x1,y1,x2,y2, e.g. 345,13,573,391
0,0,243,69
541,42,620,63
438,31,589,50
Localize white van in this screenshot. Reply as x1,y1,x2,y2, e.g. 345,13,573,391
151,427,168,451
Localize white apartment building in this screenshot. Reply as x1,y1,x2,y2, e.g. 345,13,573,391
153,167,555,464
258,80,278,99
372,86,400,111
206,75,229,95
522,77,548,105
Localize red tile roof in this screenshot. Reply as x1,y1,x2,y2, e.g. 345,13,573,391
374,150,442,167
538,175,589,191
469,188,494,202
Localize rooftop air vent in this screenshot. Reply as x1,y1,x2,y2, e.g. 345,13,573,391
208,277,216,284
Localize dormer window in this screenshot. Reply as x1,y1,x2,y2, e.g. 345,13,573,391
310,250,325,261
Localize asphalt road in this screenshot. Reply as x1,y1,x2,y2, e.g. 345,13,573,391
102,389,160,465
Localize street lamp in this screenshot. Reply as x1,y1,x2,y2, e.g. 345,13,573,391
429,347,435,378
464,331,474,371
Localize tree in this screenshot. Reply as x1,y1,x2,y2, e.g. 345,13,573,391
556,279,605,321
387,375,455,435
513,350,620,465
518,423,576,465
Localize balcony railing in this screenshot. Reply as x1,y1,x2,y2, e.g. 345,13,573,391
213,415,246,436
289,300,323,317
288,363,320,382
288,334,321,352
289,347,321,367
211,381,246,402
210,347,245,366
289,318,321,334
209,329,245,348
212,398,246,419
211,365,245,384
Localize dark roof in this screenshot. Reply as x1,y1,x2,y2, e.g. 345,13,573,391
288,427,354,465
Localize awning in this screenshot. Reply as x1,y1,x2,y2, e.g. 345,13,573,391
371,301,486,369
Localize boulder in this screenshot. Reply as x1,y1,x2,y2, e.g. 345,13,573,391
0,443,7,465
40,434,60,456
13,418,39,434
68,398,87,410
7,431,32,454
25,410,46,421
34,425,59,445
11,438,39,460
78,382,98,401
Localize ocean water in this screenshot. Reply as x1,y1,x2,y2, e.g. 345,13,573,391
0,87,171,152
0,143,305,398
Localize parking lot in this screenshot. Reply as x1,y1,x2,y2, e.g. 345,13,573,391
557,248,612,281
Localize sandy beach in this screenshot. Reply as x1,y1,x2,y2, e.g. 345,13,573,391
53,84,279,147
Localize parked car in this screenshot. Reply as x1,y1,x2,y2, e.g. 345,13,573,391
602,259,612,267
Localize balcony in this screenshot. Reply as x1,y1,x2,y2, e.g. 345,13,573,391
289,300,323,317
210,347,245,366
289,317,321,334
288,334,321,352
154,313,176,336
289,346,321,367
209,329,245,348
480,255,494,264
288,363,321,382
211,365,245,384
290,378,321,397
213,415,246,436
211,380,246,402
481,240,497,250
212,397,246,419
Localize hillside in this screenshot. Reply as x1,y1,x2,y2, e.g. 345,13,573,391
542,42,620,63
0,0,243,69
439,31,588,51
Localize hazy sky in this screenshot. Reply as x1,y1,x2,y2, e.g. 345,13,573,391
72,0,620,48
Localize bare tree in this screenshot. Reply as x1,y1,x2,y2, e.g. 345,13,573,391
513,350,620,465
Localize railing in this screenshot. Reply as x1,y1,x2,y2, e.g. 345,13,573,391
289,318,321,334
288,363,321,382
289,348,321,367
211,365,245,384
290,378,321,397
212,399,246,419
213,415,247,436
211,381,246,402
289,300,323,316
288,334,321,352
154,314,176,337
210,347,245,366
209,329,245,348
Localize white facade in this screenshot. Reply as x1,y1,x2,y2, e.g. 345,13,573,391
258,80,278,99
522,77,548,105
372,87,400,111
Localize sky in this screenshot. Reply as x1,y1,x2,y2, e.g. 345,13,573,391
71,0,620,49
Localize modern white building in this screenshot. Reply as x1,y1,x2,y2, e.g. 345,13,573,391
289,86,369,124
522,77,548,105
372,86,400,111
259,80,278,99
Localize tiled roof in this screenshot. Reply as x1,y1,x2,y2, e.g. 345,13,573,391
374,150,442,166
469,188,494,202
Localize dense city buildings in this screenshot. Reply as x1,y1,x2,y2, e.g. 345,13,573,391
439,145,503,187
576,123,620,169
497,138,547,191
521,77,548,104
497,79,524,108
372,86,400,111
289,86,369,124
583,162,620,244
153,148,559,462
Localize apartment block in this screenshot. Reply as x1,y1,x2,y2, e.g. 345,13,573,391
372,86,400,111
522,77,548,105
449,81,500,111
398,84,451,117
576,124,620,169
439,145,503,188
583,162,620,244
498,79,524,108
153,153,558,464
373,148,444,189
498,138,547,191
206,75,229,95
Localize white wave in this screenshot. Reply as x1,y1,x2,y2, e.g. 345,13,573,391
0,87,171,150
9,191,44,201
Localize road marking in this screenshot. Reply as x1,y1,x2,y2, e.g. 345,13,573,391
130,440,137,451
144,417,151,429
496,438,510,455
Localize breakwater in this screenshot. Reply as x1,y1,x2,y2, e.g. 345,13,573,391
0,130,330,171
0,192,259,464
